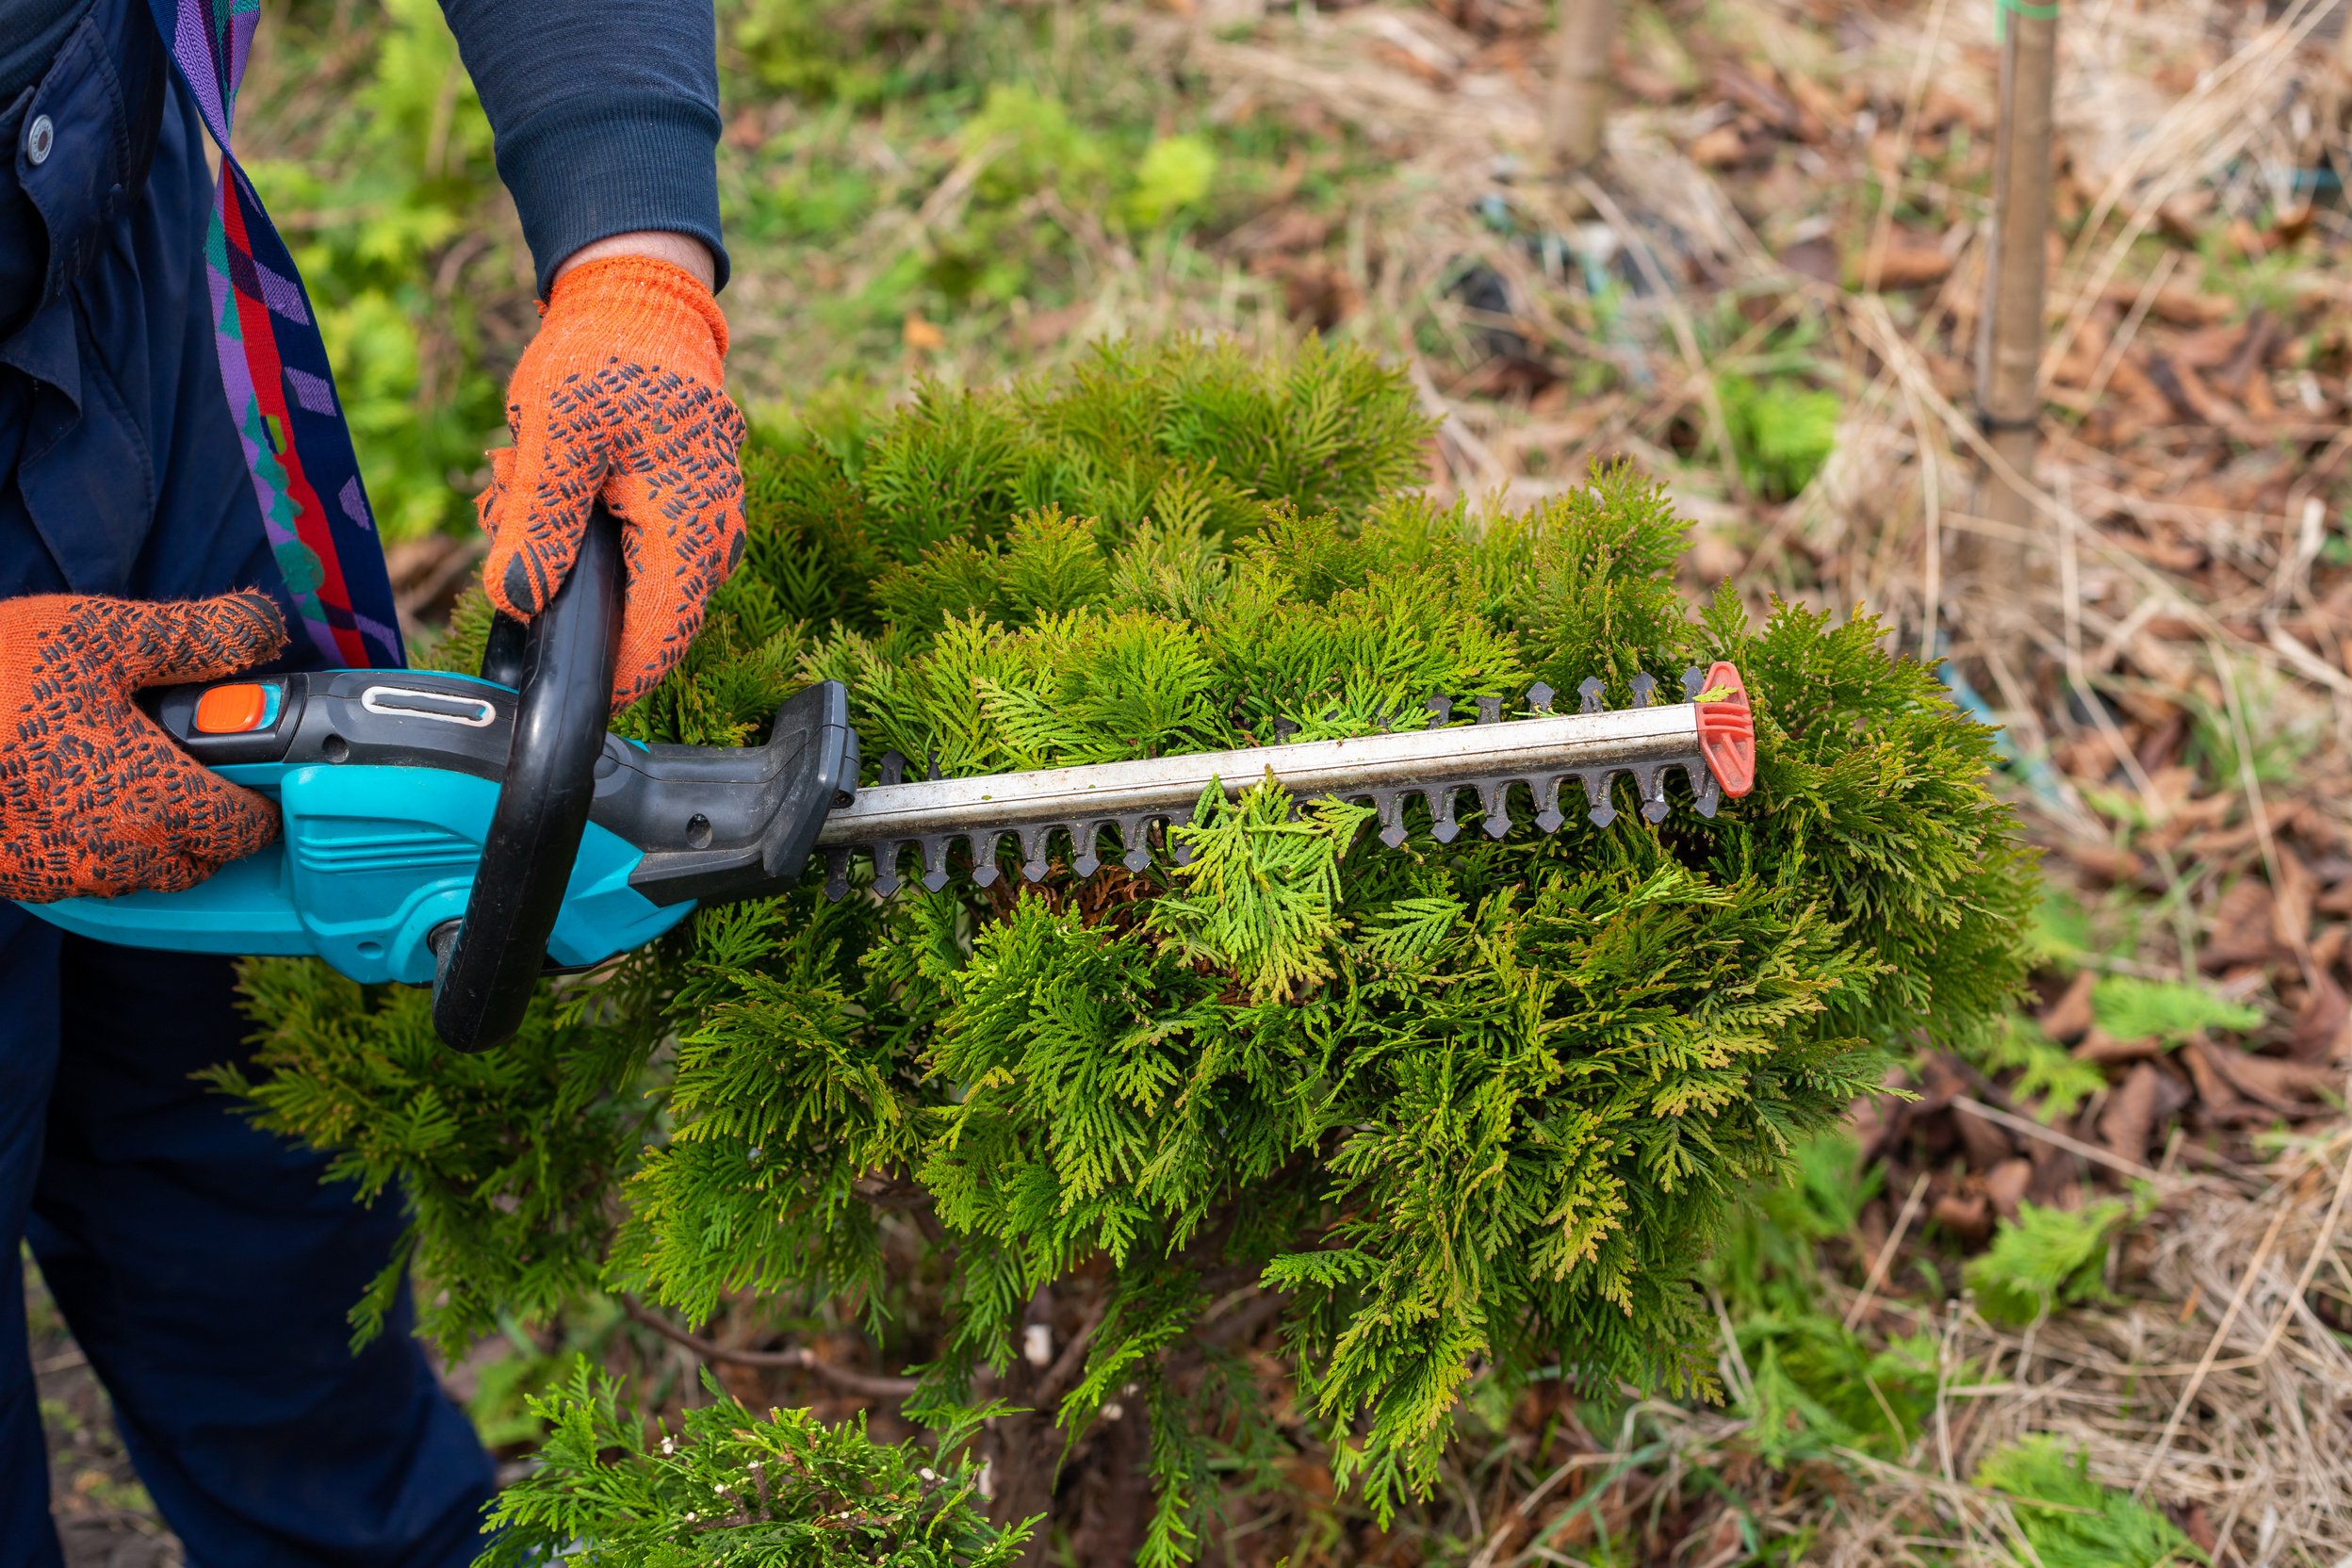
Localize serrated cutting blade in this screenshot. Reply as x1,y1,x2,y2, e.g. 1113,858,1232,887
814,662,1756,899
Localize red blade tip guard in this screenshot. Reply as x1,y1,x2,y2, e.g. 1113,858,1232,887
1697,661,1756,798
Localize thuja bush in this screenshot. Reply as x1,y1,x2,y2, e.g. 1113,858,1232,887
219,336,2034,1562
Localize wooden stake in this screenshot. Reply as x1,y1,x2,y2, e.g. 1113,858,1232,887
1546,0,1621,173
1971,0,2060,566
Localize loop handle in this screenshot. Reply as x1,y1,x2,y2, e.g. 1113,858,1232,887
431,505,623,1051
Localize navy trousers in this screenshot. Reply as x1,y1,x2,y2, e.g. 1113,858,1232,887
0,1,496,1561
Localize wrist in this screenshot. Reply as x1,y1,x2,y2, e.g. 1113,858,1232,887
553,231,716,292
541,251,730,364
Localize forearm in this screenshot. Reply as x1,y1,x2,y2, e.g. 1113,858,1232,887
437,0,727,296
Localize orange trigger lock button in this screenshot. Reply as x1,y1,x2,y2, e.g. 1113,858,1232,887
193,682,271,735
1695,660,1756,799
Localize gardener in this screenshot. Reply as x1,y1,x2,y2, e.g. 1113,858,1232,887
0,0,748,1558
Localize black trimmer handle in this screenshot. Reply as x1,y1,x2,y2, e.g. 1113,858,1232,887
431,506,624,1051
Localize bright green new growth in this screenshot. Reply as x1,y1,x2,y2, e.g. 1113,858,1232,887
224,336,2034,1558
2090,975,2263,1045
478,1363,1025,1568
1716,374,1841,502
1153,783,1370,999
1973,1435,2202,1568
1972,1015,2106,1121
1965,1200,2128,1328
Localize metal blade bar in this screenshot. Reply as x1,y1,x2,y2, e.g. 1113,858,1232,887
814,702,1698,850
807,662,1761,900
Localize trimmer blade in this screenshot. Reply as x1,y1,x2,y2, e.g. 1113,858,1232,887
807,662,1756,899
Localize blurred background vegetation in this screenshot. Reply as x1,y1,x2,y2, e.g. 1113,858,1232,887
233,0,1364,547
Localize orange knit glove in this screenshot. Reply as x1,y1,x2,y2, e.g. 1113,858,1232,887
0,592,286,902
477,255,748,710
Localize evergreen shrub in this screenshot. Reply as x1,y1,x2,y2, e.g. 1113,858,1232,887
219,336,2035,1560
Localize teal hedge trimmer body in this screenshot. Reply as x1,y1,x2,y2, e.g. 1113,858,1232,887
19,510,1756,1050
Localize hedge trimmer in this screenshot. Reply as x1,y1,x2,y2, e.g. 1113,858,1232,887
19,510,1755,1050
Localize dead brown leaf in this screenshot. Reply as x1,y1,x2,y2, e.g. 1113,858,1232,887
1371,41,1455,87
2180,1504,2219,1555
2058,841,2144,884
2246,1057,2339,1109
1250,254,1360,329
1861,230,1953,290
1985,1157,2034,1222
2146,765,2200,820
2076,1029,2165,1066
2099,1062,2164,1165
2274,846,2316,957
1953,1100,2016,1172
2319,875,2352,919
2288,971,2349,1063
1785,74,1842,140
2107,527,2210,574
2167,324,2239,369
1919,87,1988,135
2180,1036,2253,1122
2155,189,2215,243
2212,310,2277,396
2202,879,2284,972
2198,1044,2340,1114
1712,61,1816,139
1931,1189,1993,1244
2100,281,2234,326
1779,235,1839,286
2143,353,2245,431
1688,123,1747,169
2039,970,2097,1043
1615,61,1684,106
2048,313,2111,392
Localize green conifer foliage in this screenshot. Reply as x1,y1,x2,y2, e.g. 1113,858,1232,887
478,1364,1024,1567
224,337,2034,1560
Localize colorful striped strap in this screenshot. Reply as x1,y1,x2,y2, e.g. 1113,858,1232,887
147,0,405,669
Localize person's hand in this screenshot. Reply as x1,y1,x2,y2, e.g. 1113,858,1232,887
0,593,286,902
476,248,748,710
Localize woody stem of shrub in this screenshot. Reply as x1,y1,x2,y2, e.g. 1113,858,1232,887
620,1295,922,1397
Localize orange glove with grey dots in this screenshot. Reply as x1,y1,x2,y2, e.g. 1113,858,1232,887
476,255,748,710
0,592,286,902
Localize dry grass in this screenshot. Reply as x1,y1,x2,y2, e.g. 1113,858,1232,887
1822,1128,2352,1562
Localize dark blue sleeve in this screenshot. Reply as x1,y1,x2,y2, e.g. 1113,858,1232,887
437,0,729,296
